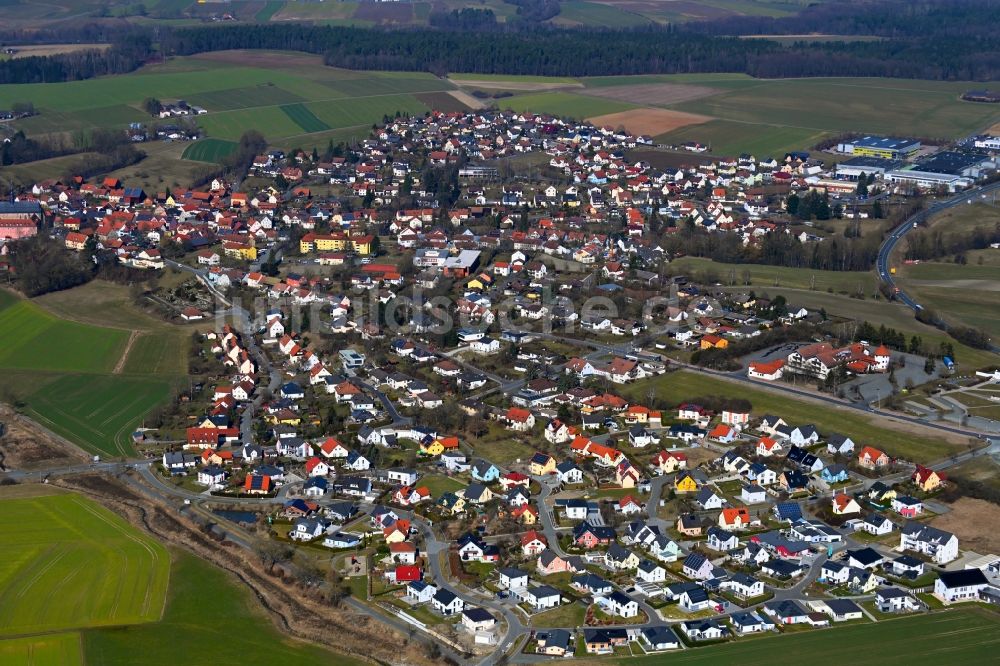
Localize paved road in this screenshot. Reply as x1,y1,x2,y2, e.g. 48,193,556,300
876,182,1000,339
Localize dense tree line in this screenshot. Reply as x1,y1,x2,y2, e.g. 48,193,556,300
658,223,882,273
684,0,999,40
3,11,999,84
6,236,93,297
504,0,561,23
903,223,1000,261
159,22,1000,80
0,31,152,84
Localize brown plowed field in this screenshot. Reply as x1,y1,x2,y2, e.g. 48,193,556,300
587,108,711,136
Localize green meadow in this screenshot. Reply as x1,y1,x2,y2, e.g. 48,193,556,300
0,490,170,637
0,290,126,373
620,608,1000,665
84,550,354,666
0,285,188,456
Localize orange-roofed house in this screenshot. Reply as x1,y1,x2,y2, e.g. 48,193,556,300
65,231,88,251
244,474,272,495
512,504,539,525
832,494,862,515
389,541,418,564
304,457,330,477
624,405,650,424
858,446,890,469
748,359,785,381
719,507,753,530
700,334,729,350
505,407,535,432
756,437,782,457
319,437,349,459
912,465,945,492
709,424,737,444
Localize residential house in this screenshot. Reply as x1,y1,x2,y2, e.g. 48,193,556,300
900,523,959,564
934,569,990,603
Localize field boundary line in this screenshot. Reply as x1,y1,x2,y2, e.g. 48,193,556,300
113,330,140,375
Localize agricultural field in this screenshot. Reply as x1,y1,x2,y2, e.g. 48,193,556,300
656,119,832,158
662,77,1000,150
0,152,102,187
669,256,876,293
181,138,238,163
2,283,189,455
618,607,1000,665
587,108,710,137
17,373,174,457
0,291,127,374
185,84,305,112
0,489,170,637
0,633,82,666
625,370,966,462
0,51,455,175
551,1,652,28
120,331,190,376
84,551,353,666
280,102,331,133
501,92,637,120
303,93,430,131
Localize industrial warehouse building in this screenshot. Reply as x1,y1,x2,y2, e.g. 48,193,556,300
837,136,921,160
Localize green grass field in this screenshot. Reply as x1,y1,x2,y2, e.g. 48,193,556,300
658,119,832,158
0,283,187,455
501,92,637,119
196,105,305,141
670,78,1000,139
625,370,963,462
181,137,238,163
280,102,331,133
121,331,189,376
0,633,82,666
670,256,875,293
84,550,354,666
18,373,173,457
0,490,170,637
552,1,651,27
620,608,1000,665
254,0,286,22
185,84,305,112
0,291,127,373
304,93,429,130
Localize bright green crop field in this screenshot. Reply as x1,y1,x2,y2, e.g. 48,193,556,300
181,137,237,163
84,551,355,666
0,291,126,373
619,608,1000,665
0,490,170,637
16,373,173,457
0,632,83,666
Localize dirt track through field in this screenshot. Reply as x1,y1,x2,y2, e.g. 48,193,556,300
447,89,486,109
587,107,711,136
113,330,140,375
